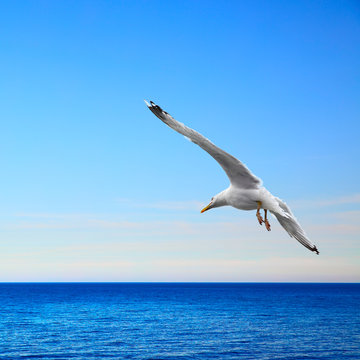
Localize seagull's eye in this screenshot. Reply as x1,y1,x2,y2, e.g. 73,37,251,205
211,197,214,201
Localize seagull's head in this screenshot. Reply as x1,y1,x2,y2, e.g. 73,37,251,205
201,191,228,213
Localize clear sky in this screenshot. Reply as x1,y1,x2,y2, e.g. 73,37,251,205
0,0,359,281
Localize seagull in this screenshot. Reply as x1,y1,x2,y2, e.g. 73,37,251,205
145,100,319,255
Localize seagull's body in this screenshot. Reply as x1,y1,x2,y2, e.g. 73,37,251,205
145,100,319,255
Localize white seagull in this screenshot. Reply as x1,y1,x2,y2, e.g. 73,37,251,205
145,100,319,255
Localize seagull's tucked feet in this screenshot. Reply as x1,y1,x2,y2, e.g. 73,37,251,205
264,209,271,231
256,211,264,225
256,201,264,225
265,219,271,231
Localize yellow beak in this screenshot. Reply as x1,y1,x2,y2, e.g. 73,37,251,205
201,202,212,213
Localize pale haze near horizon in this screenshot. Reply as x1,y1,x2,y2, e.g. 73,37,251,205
0,1,359,282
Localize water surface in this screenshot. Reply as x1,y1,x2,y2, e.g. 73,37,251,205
0,283,359,359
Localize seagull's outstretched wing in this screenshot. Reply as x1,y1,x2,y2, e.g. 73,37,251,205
145,100,261,189
271,197,319,254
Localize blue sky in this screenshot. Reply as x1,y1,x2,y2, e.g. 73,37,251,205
0,0,359,281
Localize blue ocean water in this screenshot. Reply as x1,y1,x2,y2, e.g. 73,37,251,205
0,283,359,360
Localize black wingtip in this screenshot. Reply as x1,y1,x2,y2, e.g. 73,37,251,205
144,100,158,108
314,246,320,255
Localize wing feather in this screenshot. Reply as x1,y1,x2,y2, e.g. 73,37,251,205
271,197,319,254
145,100,261,189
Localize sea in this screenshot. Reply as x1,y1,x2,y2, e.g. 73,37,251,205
0,283,359,360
